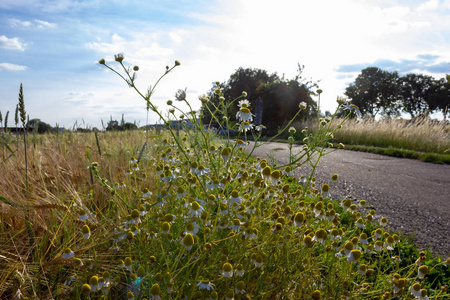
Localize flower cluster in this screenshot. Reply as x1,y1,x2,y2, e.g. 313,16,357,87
54,55,445,300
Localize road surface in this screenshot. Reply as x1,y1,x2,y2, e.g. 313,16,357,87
247,142,450,256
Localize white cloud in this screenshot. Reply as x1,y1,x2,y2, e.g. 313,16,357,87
9,18,57,29
417,0,439,11
0,35,26,51
34,19,57,29
9,18,32,28
0,63,27,71
85,33,126,53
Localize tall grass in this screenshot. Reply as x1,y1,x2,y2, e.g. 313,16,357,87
290,117,450,155
0,130,154,298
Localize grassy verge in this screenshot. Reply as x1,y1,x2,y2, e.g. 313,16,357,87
269,116,450,164
266,139,450,164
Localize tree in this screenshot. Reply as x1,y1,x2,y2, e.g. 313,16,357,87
345,67,402,117
26,118,53,133
428,75,450,120
106,120,120,131
201,66,317,134
123,122,138,130
400,74,434,118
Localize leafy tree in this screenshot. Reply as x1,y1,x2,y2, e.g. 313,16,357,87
123,122,138,130
106,120,120,131
201,65,317,134
345,67,402,117
26,118,53,133
429,75,450,120
400,73,434,118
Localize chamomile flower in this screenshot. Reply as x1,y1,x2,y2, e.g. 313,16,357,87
342,103,362,118
226,289,235,300
313,228,327,244
384,236,395,250
374,240,384,252
81,225,91,239
355,218,365,229
221,263,233,278
150,283,161,300
197,278,215,290
255,124,266,131
238,121,253,132
235,263,245,276
293,212,305,227
188,201,205,217
78,209,89,221
184,222,200,235
418,265,429,279
161,222,171,234
130,209,141,225
236,107,253,122
221,147,231,162
357,264,367,276
253,254,264,268
142,188,152,198
321,184,331,198
175,88,187,101
229,218,242,231
283,166,293,177
343,241,354,256
347,249,362,262
359,233,368,245
235,139,248,149
238,99,250,108
62,247,75,259
89,276,100,292
63,273,77,286
228,190,244,206
182,233,195,250
409,283,422,298
124,257,133,271
235,281,246,295
131,162,139,172
372,228,383,240
393,276,407,295
197,165,210,176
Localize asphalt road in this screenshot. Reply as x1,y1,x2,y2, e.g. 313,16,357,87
247,142,450,257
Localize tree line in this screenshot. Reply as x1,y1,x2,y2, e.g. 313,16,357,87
345,67,449,119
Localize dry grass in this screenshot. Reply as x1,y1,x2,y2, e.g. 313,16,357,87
0,130,154,299
293,116,450,154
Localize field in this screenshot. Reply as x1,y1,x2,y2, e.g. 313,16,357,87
1,58,449,299
1,125,449,299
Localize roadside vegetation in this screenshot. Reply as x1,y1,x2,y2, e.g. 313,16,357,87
1,56,449,299
279,117,450,164
206,116,450,163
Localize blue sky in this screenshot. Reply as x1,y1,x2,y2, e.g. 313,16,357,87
1,0,450,128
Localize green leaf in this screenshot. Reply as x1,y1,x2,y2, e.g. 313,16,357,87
0,195,24,208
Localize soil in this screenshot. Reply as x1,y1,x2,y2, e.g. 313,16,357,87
247,142,450,257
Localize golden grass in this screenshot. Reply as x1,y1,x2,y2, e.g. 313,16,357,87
0,130,155,298
295,116,450,154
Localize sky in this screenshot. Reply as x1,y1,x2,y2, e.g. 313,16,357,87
1,0,450,129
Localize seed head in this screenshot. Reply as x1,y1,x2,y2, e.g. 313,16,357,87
114,53,124,63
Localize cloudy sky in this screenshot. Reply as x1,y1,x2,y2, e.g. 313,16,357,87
1,0,449,128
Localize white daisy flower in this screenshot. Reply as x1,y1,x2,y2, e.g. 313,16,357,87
236,107,253,122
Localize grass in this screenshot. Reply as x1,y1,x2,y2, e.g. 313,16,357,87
1,57,449,299
280,116,450,163
1,129,449,299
